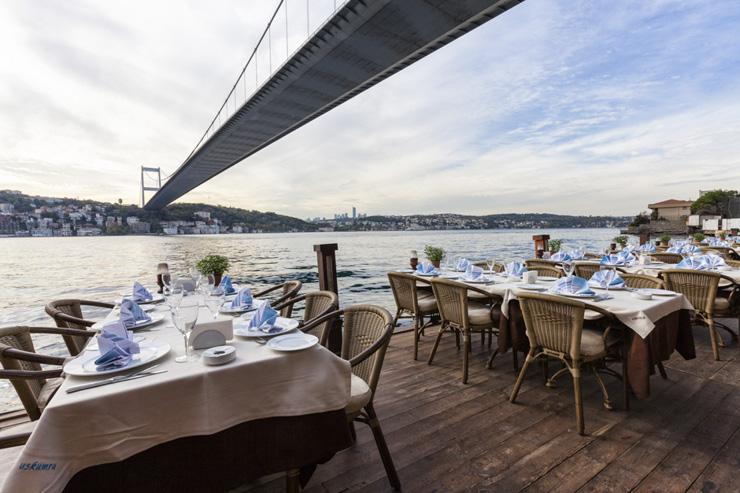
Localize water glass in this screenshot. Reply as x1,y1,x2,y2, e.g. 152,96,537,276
173,298,199,363
205,288,225,319
600,265,616,294
562,261,574,277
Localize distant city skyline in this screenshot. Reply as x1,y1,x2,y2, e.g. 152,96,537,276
1,0,739,217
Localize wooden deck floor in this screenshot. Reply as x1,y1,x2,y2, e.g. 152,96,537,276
305,320,740,493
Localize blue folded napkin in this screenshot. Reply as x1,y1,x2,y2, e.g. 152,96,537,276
600,254,625,266
230,287,253,309
462,265,484,281
676,257,705,270
119,299,151,329
617,251,636,263
551,251,572,262
705,238,730,247
94,321,140,371
248,302,279,332
456,258,471,272
638,243,656,252
219,275,236,294
132,282,153,302
550,276,595,296
416,262,438,275
700,254,726,270
589,271,625,288
505,262,527,277
569,248,586,260
668,243,700,254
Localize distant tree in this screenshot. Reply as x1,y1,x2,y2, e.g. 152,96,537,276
650,209,659,220
691,189,738,216
630,211,650,227
117,198,123,205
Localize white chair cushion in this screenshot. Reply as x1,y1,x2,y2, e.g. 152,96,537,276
468,302,493,326
417,294,438,314
584,309,604,321
346,374,372,414
580,329,606,357
714,297,730,313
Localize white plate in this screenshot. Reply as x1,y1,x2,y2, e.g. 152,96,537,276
440,273,459,279
219,299,265,314
233,317,300,337
517,285,547,291
399,269,415,273
64,342,171,377
589,284,626,291
415,271,439,277
551,291,595,298
461,277,492,284
266,333,318,352
120,293,164,305
92,313,164,331
538,277,558,282
639,288,677,296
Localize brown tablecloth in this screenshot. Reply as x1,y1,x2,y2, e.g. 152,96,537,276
497,302,695,399
64,410,352,492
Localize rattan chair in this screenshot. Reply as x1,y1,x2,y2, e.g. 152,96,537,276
303,305,400,490
387,273,439,360
0,326,92,420
45,299,115,355
649,252,683,264
662,270,724,360
620,273,664,289
509,292,616,435
726,259,740,269
527,265,563,278
273,291,338,346
428,279,498,383
574,262,600,280
700,246,739,260
583,252,603,260
253,281,302,317
525,259,561,268
714,275,740,348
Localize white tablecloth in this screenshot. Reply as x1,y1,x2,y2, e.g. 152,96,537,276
3,304,351,493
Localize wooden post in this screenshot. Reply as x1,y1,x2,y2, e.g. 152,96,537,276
314,243,341,353
532,235,550,258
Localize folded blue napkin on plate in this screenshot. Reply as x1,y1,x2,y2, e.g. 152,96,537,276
589,271,625,288
700,254,726,270
638,243,656,252
569,248,586,260
248,302,279,332
416,262,438,275
132,282,153,302
456,258,471,271
551,251,572,262
230,287,253,308
550,276,595,296
94,320,140,371
119,299,151,329
462,265,484,281
219,275,236,294
676,256,705,270
600,254,624,266
505,262,527,277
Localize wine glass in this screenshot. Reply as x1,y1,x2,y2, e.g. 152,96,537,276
562,260,574,278
173,297,199,363
600,265,616,294
165,286,183,316
486,257,497,275
205,287,225,320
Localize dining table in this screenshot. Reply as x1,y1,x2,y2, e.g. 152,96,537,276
2,298,353,493
413,269,697,400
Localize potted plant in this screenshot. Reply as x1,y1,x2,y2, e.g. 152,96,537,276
423,245,445,268
692,232,706,244
718,231,727,241
613,235,629,250
548,239,562,253
196,255,230,285
659,234,671,247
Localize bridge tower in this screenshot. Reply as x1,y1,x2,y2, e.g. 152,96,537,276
140,166,162,208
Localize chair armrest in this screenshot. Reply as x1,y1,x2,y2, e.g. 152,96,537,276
464,285,498,300
273,294,306,312
48,312,95,328
79,300,115,309
0,429,32,448
349,323,393,368
253,285,282,298
1,348,67,366
29,327,95,338
0,368,64,379
300,309,342,334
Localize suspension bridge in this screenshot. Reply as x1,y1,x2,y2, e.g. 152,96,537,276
144,0,524,209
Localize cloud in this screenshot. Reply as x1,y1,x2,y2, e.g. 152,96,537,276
0,0,739,217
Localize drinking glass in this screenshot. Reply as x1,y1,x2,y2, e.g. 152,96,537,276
205,288,225,320
562,261,574,278
173,297,199,363
600,265,616,294
165,286,183,315
486,258,497,275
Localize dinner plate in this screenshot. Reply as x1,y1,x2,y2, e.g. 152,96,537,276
92,313,164,331
416,271,439,277
538,277,558,282
266,333,318,352
399,269,415,273
589,284,626,291
219,299,265,314
233,317,300,337
639,288,677,296
64,342,171,377
461,277,492,284
551,291,595,298
517,285,547,291
440,273,459,279
120,293,165,305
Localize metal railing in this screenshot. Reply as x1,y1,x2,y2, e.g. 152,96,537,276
184,0,350,162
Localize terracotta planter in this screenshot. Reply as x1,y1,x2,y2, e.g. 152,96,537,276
410,258,418,270
214,273,223,286
431,259,441,268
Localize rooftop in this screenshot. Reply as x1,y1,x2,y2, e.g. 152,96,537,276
648,199,694,208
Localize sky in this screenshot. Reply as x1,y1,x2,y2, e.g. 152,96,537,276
1,0,739,218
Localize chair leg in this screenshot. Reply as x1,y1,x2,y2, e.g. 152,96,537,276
572,366,585,435
427,322,446,365
486,348,499,369
513,348,519,373
707,317,720,361
364,403,401,491
510,349,536,403
413,316,419,361
454,328,460,350
488,327,493,349
622,333,630,411
590,365,613,410
462,330,471,384
349,421,357,443
286,468,301,493
656,361,668,380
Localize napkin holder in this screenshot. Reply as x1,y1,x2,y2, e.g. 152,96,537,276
191,311,233,350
